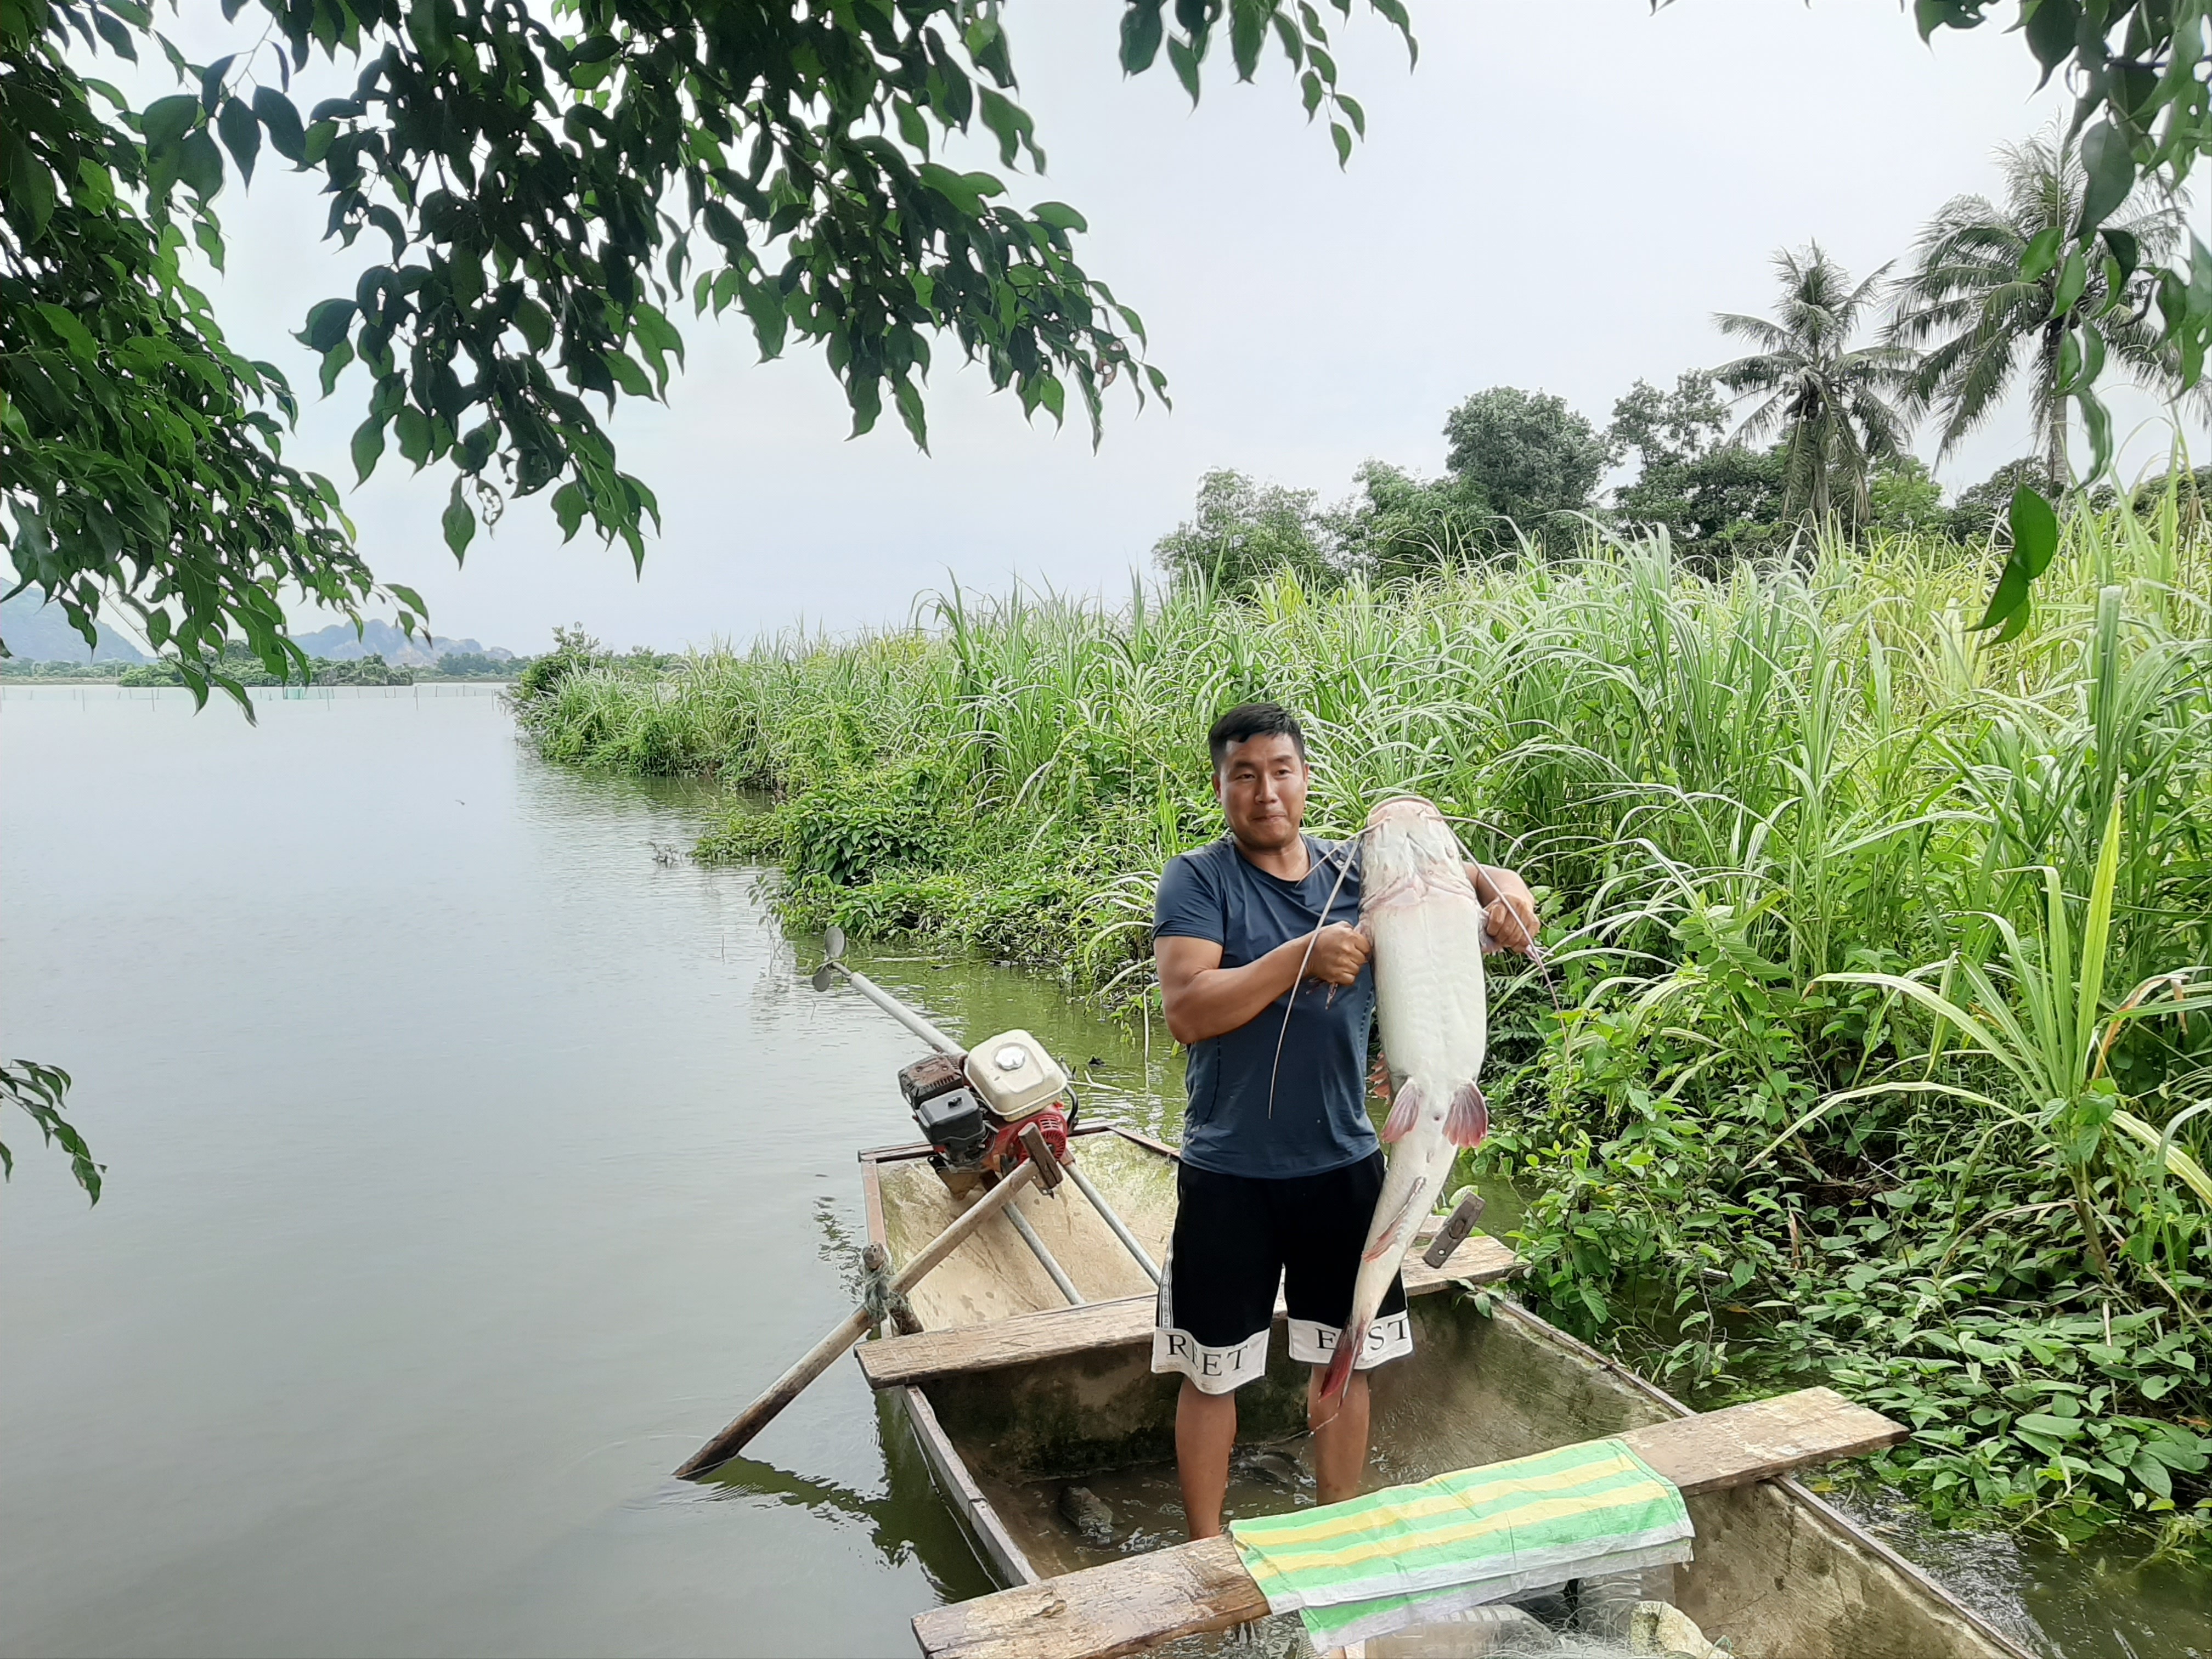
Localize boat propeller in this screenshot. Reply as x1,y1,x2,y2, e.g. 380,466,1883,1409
808,924,848,992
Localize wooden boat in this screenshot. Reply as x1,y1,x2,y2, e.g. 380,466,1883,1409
855,1125,2037,1659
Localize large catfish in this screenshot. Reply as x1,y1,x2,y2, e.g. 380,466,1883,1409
1318,795,1493,1404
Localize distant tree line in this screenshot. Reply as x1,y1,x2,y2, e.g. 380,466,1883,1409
116,644,413,686
1158,126,2211,594
2,645,535,684
7,628,696,690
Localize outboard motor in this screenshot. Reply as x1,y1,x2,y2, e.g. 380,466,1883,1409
898,1029,1075,1196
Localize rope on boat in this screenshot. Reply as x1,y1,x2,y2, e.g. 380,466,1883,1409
860,1244,921,1336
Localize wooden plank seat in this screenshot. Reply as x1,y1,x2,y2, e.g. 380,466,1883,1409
857,1235,1521,1389
909,1387,1906,1659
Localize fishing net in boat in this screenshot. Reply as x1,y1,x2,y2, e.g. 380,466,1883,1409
1164,1583,1728,1658
1356,1596,1726,1657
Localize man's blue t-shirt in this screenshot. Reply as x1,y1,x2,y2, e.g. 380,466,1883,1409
1153,835,1376,1180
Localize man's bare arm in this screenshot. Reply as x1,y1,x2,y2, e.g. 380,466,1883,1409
1155,927,1370,1046
1468,862,1539,954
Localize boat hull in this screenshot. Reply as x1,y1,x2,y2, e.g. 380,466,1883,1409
861,1130,2032,1659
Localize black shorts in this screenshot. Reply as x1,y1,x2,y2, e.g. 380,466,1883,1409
1152,1151,1412,1395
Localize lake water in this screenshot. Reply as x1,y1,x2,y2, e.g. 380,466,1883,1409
3,687,2205,1659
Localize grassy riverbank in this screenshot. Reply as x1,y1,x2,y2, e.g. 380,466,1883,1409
520,518,2212,1551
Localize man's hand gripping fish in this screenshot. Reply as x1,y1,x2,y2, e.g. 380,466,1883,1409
1317,795,1492,1406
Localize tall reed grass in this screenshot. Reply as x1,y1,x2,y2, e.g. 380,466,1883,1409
522,508,2212,1544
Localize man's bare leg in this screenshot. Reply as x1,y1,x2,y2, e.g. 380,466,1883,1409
1176,1379,1238,1538
1308,1367,1372,1506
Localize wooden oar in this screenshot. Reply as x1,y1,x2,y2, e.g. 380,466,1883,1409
673,1158,1045,1480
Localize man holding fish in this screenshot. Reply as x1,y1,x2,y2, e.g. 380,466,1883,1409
1150,702,1541,1540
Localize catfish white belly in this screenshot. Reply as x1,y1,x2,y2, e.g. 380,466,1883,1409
1318,794,1492,1404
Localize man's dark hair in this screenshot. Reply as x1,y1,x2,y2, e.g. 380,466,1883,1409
1209,702,1307,774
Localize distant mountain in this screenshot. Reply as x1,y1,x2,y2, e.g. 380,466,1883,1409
287,618,515,668
1,590,148,663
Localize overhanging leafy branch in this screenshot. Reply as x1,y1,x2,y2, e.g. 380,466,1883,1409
1910,0,2212,633
1,1059,100,1203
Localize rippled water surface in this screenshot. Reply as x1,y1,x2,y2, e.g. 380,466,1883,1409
3,686,2204,1659
1,687,1179,1659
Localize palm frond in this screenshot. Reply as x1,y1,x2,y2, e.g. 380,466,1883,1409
1887,117,2194,476
1712,313,1795,353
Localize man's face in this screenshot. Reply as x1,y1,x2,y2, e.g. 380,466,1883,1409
1215,733,1310,853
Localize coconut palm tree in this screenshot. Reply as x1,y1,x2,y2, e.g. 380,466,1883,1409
1713,244,1918,532
1887,126,2185,494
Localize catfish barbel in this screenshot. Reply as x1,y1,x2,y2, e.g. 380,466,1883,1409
1318,794,1493,1405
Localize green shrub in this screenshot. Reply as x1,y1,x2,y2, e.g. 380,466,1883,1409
514,625,612,702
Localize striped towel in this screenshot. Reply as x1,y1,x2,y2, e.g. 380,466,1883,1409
1227,1438,1694,1648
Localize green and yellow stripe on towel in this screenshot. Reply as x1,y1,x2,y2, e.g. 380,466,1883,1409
1228,1438,1694,1648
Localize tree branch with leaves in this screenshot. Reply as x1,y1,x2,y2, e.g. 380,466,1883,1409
1907,0,2212,634
1,0,1413,1199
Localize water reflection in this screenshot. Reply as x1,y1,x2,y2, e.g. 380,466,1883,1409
2021,1547,2211,1659
693,1395,997,1607
0,690,1024,1658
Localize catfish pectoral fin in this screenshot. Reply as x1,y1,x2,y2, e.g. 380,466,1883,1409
1443,1082,1489,1149
1380,1079,1424,1144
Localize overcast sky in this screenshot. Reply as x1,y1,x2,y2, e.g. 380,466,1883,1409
142,2,2212,652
